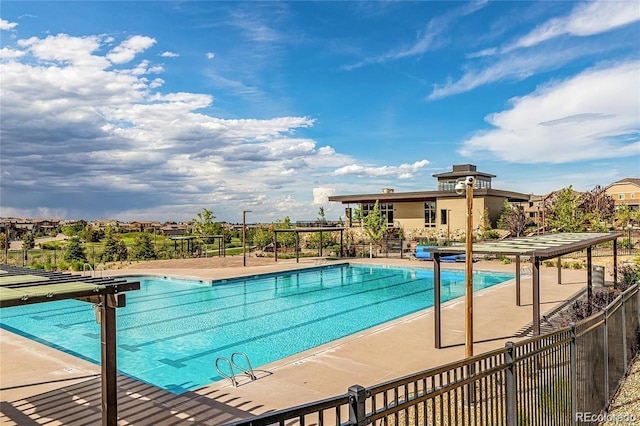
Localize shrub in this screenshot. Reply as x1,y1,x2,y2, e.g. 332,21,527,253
617,264,640,291
482,230,501,240
569,289,618,321
71,260,85,271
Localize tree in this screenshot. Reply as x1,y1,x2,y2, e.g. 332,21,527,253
193,208,219,239
547,186,584,232
480,207,500,239
273,216,295,248
101,227,128,262
192,208,222,252
317,207,327,224
64,237,87,262
0,233,7,251
61,222,85,237
362,200,387,241
497,201,528,237
131,232,157,260
614,204,640,228
252,225,273,249
22,233,35,250
578,185,615,231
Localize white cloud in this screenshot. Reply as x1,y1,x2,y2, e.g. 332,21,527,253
107,35,156,64
312,187,335,205
206,52,215,59
0,47,24,59
0,30,433,222
429,40,613,100
18,34,109,68
459,61,640,164
505,0,640,52
345,1,487,70
160,51,178,58
0,18,18,30
333,160,429,179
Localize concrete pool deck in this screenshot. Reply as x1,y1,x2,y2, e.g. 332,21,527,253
1,257,595,425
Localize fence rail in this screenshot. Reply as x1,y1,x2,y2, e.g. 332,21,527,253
227,284,640,426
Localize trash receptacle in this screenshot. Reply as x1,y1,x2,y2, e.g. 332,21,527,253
592,265,605,287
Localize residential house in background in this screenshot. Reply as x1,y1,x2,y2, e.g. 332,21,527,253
89,219,123,231
128,221,162,233
606,178,640,211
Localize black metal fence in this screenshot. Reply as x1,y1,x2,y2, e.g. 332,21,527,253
226,284,639,426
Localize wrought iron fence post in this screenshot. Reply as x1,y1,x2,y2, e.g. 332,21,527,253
348,384,366,426
505,341,516,426
622,296,628,372
603,307,609,404
570,323,577,426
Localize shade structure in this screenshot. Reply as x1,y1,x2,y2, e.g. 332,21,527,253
0,265,140,426
425,232,622,347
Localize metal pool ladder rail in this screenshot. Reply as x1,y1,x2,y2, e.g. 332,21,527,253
215,352,257,387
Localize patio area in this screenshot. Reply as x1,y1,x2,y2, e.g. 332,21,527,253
0,257,595,425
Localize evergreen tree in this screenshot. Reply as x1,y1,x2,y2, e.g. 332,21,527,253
101,227,128,261
131,232,157,260
64,237,87,262
22,233,35,250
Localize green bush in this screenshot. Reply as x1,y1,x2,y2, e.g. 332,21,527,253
482,230,501,240
71,260,86,271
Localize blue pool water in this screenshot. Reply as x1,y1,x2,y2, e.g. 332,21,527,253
0,264,513,394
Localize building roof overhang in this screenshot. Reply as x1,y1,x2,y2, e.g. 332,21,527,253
328,188,531,204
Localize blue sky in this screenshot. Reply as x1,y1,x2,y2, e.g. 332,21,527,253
1,1,639,223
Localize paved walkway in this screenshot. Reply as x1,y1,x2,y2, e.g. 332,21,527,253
1,258,591,425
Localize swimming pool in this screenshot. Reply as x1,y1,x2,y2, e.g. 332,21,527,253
0,264,513,394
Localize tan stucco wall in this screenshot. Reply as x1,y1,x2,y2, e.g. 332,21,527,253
348,194,513,240
606,182,640,208
394,202,426,230
483,196,507,227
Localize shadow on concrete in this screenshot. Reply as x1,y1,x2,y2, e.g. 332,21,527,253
1,374,262,425
440,334,517,350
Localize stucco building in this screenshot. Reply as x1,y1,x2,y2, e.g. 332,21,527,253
328,164,531,240
605,178,640,211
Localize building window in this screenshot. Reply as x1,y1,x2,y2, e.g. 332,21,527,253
361,202,394,226
631,193,636,199
619,194,625,200
440,209,448,225
425,201,436,227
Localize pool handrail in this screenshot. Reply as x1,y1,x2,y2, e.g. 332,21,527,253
231,351,257,381
215,356,238,387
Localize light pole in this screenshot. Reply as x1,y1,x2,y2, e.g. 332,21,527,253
242,210,252,267
455,176,475,358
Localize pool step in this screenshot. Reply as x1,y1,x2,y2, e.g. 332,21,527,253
215,352,257,387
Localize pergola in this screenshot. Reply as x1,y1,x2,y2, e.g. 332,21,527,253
0,265,140,426
426,232,622,347
273,227,345,262
171,235,227,256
